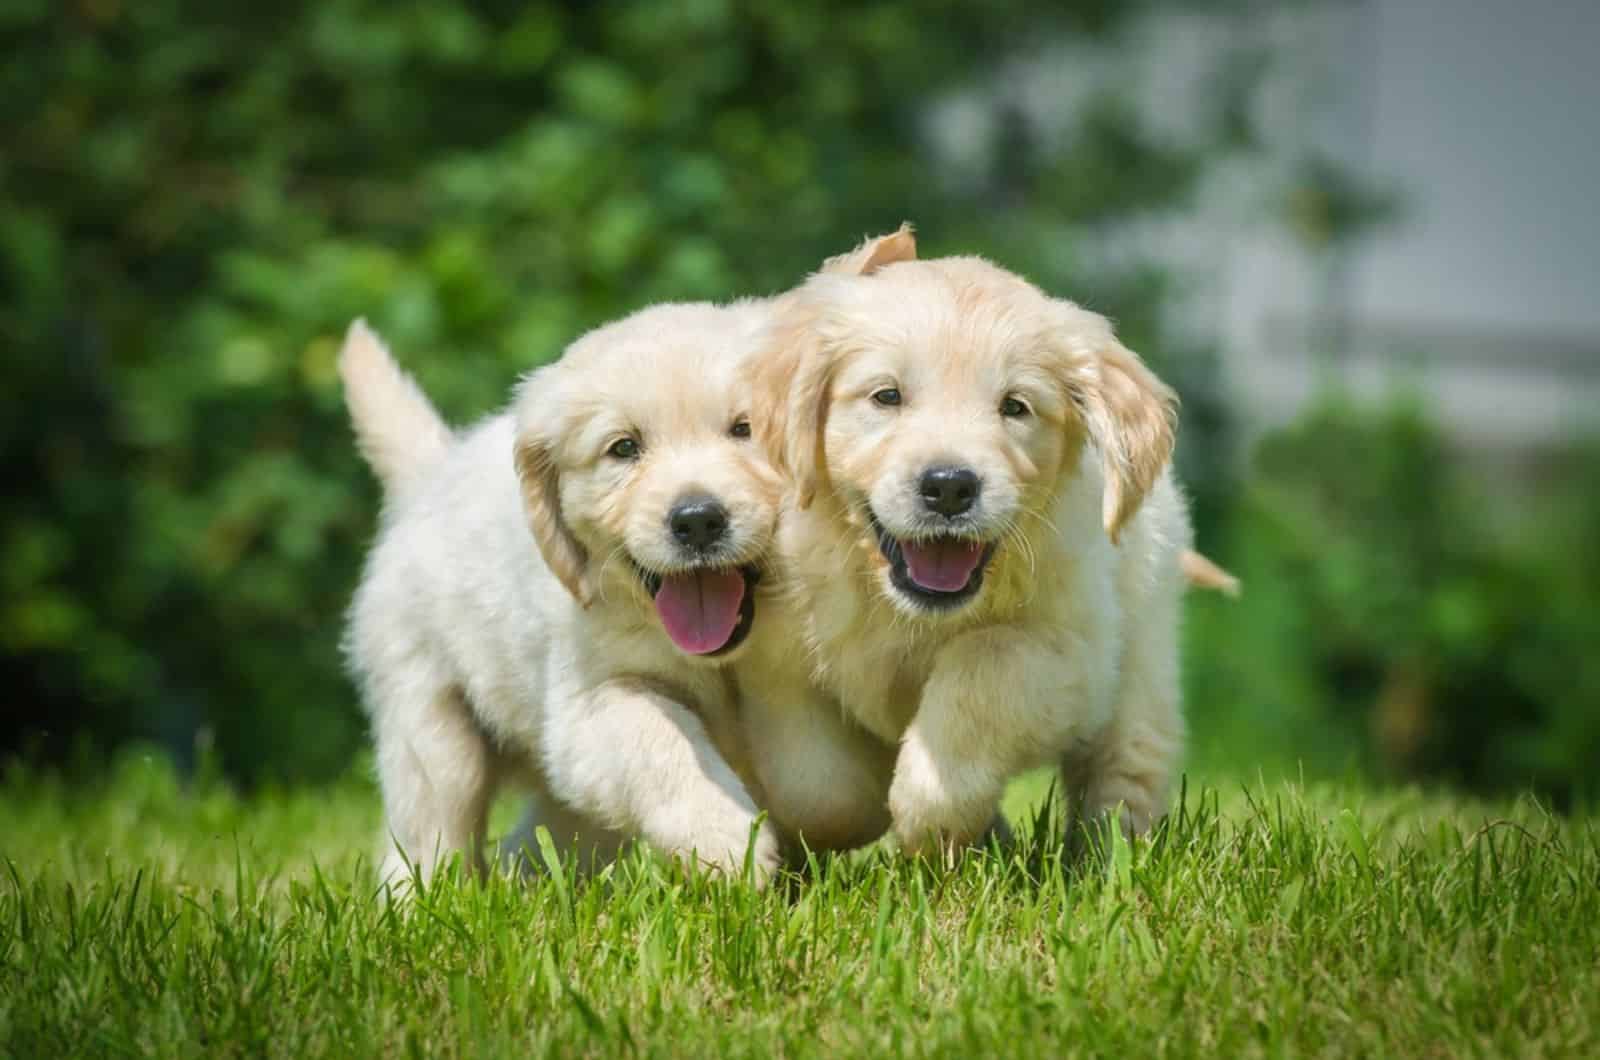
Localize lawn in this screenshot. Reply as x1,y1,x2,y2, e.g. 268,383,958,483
2,752,1596,1058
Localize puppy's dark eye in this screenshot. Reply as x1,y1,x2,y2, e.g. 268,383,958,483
999,396,1030,418
729,418,752,440
607,437,640,460
871,387,902,408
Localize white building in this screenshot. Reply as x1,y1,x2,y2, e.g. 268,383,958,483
1222,0,1600,453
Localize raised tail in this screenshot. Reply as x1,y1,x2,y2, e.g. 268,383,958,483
338,319,453,494
1181,549,1241,597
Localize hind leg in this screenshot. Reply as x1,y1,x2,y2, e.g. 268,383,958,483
1067,591,1184,839
372,680,498,890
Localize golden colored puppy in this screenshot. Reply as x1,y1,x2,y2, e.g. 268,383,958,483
745,228,1193,855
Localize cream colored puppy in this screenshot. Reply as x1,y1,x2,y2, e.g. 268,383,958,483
746,229,1192,856
341,304,785,888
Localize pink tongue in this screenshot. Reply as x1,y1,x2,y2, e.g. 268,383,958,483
654,569,747,655
899,539,985,593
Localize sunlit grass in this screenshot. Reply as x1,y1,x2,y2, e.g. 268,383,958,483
3,751,1596,1057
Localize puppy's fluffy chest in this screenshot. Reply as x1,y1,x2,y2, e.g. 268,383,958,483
776,496,1101,746
815,619,931,745
776,519,1002,745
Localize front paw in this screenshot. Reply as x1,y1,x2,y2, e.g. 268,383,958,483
888,739,1002,859
684,817,784,888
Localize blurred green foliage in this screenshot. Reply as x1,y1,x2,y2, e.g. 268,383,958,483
4,2,1592,805
3,0,1262,782
1187,398,1600,805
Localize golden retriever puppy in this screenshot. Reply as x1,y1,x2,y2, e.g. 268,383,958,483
340,305,786,888
746,229,1194,856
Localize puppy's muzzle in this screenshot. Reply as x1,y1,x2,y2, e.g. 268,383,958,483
635,491,762,658
869,464,998,612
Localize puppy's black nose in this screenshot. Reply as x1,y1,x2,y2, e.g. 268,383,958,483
668,495,730,551
919,466,980,517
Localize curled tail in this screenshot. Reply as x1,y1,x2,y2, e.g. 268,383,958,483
1181,549,1241,597
338,319,452,494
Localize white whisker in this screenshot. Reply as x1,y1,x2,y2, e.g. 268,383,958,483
1017,502,1063,540
592,543,635,605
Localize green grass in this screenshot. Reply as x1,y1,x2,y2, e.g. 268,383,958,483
3,752,1597,1058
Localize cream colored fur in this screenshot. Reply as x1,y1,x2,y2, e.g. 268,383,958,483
743,235,1193,856
341,307,787,889
338,322,454,495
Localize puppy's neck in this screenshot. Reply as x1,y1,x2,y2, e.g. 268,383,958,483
581,566,663,634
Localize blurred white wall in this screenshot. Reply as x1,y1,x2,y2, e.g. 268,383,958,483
1224,0,1600,450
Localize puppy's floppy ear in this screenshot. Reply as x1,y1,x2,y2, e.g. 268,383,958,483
819,222,917,277
752,306,834,510
1065,317,1179,543
512,372,592,605
753,225,917,507
782,325,837,511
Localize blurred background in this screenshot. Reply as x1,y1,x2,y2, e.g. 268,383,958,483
4,0,1596,805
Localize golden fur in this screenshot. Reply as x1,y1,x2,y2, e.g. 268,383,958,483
741,231,1196,854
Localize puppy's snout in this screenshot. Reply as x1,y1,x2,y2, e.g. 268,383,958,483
918,466,980,518
668,494,730,552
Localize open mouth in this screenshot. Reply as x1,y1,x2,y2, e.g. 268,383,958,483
633,562,761,657
868,510,996,610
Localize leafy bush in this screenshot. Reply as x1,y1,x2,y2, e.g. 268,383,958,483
1187,396,1600,805
2,1,1257,781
